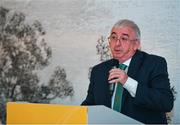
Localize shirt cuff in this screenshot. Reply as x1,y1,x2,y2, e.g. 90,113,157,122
123,77,138,97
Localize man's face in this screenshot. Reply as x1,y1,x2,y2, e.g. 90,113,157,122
109,27,140,62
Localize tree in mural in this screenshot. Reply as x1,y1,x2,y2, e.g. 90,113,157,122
0,7,74,124
96,36,111,62
88,36,111,80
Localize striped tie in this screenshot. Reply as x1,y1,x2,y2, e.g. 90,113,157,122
113,63,127,112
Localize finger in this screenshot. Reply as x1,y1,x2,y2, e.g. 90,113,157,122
109,70,126,79
109,78,119,84
108,74,120,80
109,81,116,85
109,69,122,76
110,70,126,76
109,72,120,77
109,68,121,73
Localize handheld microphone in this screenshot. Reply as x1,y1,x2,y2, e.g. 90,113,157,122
109,59,119,96
109,84,114,96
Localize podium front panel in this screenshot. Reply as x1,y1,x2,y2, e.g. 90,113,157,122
88,106,142,124
7,102,87,124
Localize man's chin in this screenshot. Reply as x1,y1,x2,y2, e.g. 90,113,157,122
113,54,123,59
112,56,121,61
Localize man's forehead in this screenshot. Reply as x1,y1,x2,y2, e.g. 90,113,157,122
111,32,130,37
111,27,134,36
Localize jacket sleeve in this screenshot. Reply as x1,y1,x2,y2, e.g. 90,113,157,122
81,67,95,105
134,57,174,112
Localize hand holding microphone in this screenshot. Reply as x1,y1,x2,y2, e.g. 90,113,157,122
108,66,128,85
108,59,128,96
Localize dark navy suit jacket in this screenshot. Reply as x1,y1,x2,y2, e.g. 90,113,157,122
82,50,174,124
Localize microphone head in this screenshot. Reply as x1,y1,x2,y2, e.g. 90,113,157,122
112,58,119,68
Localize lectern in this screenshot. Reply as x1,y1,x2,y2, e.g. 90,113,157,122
7,102,141,124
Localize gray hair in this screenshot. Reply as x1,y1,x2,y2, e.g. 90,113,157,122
113,19,141,40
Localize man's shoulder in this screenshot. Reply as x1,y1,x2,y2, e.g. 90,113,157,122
138,50,166,63
93,59,114,68
92,59,118,72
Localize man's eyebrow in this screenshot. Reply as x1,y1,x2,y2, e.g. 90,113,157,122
122,33,129,37
111,32,117,35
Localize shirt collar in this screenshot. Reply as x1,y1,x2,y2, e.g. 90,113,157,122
121,58,132,67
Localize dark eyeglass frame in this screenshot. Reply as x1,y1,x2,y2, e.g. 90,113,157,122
108,34,138,43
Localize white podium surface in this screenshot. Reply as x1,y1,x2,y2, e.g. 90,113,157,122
88,106,142,124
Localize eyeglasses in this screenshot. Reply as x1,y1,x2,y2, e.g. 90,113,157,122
108,34,138,43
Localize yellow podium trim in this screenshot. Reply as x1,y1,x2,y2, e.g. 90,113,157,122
7,102,87,124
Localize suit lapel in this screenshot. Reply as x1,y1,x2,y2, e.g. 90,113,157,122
128,50,143,79
121,50,144,109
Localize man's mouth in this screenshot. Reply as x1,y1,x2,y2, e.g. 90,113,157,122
114,49,122,52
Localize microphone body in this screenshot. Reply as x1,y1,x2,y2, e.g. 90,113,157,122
109,82,115,96
109,59,119,96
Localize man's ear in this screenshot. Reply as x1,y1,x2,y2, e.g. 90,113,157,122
134,40,141,50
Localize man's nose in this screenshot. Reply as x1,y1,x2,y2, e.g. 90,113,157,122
115,39,121,46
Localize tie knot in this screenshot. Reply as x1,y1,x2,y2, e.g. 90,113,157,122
119,63,127,70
